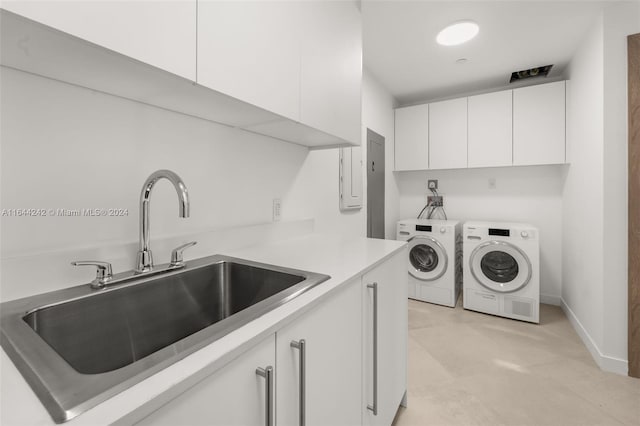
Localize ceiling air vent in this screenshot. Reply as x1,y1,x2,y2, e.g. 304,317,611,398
510,65,553,83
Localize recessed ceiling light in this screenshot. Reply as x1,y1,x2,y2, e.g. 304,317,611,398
436,21,479,46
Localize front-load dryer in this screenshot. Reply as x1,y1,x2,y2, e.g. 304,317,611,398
463,221,540,323
397,219,462,307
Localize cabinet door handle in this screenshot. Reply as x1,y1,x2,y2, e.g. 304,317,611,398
256,366,274,426
367,282,378,415
291,339,306,426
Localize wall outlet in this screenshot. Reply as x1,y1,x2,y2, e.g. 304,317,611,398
427,179,438,190
272,198,282,222
427,195,443,206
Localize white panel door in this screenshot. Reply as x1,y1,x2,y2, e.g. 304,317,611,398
468,90,513,168
197,0,301,121
513,80,566,166
2,0,196,81
276,279,362,426
363,251,408,426
299,1,362,144
136,335,275,426
394,104,429,171
340,147,363,210
429,97,468,170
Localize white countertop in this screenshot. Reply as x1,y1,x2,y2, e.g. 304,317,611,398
0,234,406,426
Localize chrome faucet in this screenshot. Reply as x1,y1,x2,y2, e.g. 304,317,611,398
136,170,190,273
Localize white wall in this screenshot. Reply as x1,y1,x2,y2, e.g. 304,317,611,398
396,165,565,303
0,67,310,256
0,66,312,299
283,147,365,237
602,0,639,363
284,69,398,239
562,1,639,374
562,14,605,356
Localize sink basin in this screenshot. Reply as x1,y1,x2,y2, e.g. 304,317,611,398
1,255,329,423
23,261,306,375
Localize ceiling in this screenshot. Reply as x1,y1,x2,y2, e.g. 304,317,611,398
362,0,611,105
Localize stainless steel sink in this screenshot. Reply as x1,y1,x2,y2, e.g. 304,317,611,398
0,255,329,423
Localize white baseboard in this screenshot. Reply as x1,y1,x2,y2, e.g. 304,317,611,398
560,298,628,376
540,293,561,306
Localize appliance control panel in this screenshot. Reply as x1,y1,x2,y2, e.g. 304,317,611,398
464,224,537,241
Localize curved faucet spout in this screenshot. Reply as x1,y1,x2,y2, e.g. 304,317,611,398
136,170,190,273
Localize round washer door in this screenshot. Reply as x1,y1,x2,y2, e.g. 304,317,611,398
469,241,532,293
407,236,448,281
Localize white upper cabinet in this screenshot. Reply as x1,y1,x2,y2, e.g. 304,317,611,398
393,80,565,171
197,0,361,145
394,104,429,171
2,1,361,148
299,1,362,145
468,90,513,168
513,81,566,166
1,0,196,81
197,1,301,121
428,97,468,170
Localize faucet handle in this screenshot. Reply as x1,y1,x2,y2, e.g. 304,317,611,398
71,261,113,289
170,241,197,267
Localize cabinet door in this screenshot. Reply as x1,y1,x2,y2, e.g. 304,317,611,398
2,0,196,80
197,0,301,121
429,97,468,170
394,105,429,171
513,81,566,166
363,251,408,426
136,335,275,426
340,147,363,211
299,1,362,144
277,279,362,426
468,90,513,168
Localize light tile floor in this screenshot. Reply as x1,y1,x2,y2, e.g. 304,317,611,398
392,300,640,426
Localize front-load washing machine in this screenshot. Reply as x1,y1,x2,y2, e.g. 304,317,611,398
463,221,540,323
397,219,462,307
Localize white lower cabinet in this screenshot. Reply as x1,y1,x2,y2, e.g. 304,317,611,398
136,335,276,426
363,251,408,426
135,252,406,426
276,279,362,426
